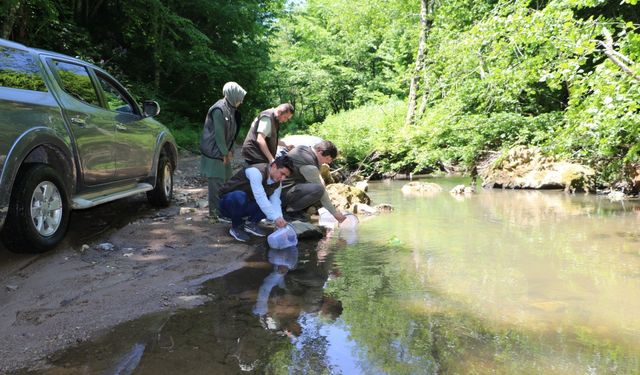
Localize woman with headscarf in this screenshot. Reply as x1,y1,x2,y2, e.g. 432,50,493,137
200,81,247,221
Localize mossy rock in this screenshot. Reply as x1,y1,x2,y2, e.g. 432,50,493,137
326,183,370,212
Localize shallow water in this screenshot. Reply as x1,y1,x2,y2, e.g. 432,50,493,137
21,178,640,374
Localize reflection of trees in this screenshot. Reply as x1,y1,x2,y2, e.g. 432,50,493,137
288,315,334,374
0,47,48,91
0,69,47,91
325,241,640,374
57,70,99,105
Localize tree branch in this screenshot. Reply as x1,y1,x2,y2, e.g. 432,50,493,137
598,28,640,82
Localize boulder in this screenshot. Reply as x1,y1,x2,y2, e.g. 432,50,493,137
280,135,323,148
401,181,443,195
607,191,625,201
289,221,324,239
375,203,394,212
326,183,371,212
450,184,475,195
480,146,595,192
354,180,369,192
319,164,334,184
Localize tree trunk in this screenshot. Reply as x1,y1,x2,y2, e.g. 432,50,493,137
1,0,22,39
152,7,163,91
405,0,429,126
417,54,429,118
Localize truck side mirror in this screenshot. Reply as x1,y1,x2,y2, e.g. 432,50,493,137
143,100,160,117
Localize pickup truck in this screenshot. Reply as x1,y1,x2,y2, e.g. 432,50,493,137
0,38,178,253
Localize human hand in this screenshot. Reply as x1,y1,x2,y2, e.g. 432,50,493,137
334,212,347,223
223,152,232,164
275,217,287,228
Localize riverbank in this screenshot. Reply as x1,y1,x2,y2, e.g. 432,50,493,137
0,154,257,372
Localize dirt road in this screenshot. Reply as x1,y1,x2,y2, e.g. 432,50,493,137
0,154,253,372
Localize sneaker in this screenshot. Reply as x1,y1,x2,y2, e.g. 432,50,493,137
229,226,251,242
244,222,267,237
218,216,232,224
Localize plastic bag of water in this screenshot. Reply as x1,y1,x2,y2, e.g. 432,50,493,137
318,207,338,228
267,225,298,249
340,213,359,229
318,208,359,229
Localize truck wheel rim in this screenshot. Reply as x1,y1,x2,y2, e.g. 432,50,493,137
163,164,172,197
30,181,63,236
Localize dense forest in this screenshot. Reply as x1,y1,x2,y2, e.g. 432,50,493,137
1,0,639,187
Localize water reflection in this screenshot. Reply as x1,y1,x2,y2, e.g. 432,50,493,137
17,178,640,374
252,246,299,334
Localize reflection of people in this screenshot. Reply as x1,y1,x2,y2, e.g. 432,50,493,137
218,156,293,242
242,103,294,165
252,246,299,317
281,141,346,223
200,82,247,220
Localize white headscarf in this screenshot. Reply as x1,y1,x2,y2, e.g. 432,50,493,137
222,81,246,108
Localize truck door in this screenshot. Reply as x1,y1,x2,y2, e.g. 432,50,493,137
93,72,154,180
47,59,116,186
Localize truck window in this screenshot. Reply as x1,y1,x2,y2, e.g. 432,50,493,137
52,60,101,107
96,73,136,114
0,46,47,91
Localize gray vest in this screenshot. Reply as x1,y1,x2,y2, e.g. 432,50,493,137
200,98,238,160
281,145,319,191
242,108,279,164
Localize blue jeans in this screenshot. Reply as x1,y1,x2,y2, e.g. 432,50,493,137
219,190,265,228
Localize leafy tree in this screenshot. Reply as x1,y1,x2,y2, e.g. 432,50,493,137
2,0,287,150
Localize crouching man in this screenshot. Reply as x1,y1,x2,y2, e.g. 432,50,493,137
281,141,346,223
218,156,293,242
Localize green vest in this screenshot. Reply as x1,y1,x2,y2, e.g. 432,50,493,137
200,98,239,160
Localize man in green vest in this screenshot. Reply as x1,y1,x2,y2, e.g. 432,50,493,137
281,141,346,223
200,82,246,222
218,156,294,242
242,103,294,165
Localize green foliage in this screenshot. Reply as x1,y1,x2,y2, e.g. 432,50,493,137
2,0,638,186
2,0,287,149
266,0,417,125
307,99,406,172
558,26,640,183
301,0,639,186
409,110,564,172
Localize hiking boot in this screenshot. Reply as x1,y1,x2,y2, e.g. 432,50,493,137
229,226,251,242
244,222,267,237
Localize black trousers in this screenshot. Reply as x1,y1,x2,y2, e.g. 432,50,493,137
282,183,324,211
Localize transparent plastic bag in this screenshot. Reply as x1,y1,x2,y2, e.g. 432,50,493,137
340,213,359,229
267,224,298,249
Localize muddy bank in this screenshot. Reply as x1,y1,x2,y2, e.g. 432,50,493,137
0,155,257,372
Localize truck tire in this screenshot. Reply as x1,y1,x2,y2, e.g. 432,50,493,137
1,164,70,253
146,155,173,207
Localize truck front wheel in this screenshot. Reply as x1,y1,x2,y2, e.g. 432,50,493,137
146,155,173,207
1,164,70,253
